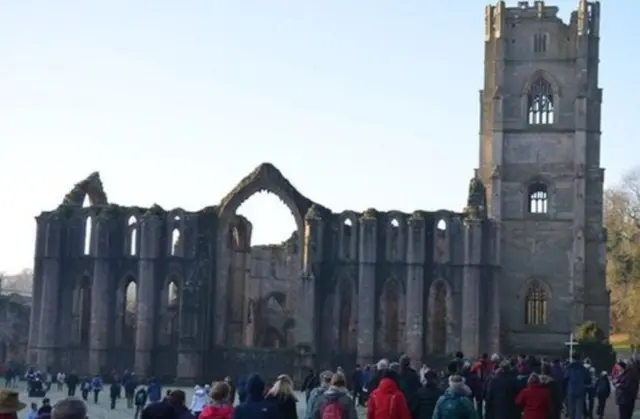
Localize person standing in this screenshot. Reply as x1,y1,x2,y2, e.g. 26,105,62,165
91,375,103,404
56,373,65,392
66,372,79,397
615,362,638,419
594,371,611,419
133,386,148,419
189,386,207,417
80,378,91,401
124,376,137,409
110,378,122,410
565,353,590,419
200,382,233,419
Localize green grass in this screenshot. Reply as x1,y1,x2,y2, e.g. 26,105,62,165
611,333,631,350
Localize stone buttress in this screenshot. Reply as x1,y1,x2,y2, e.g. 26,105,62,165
134,213,161,376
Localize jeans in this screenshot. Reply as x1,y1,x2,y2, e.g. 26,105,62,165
567,395,585,419
596,396,607,418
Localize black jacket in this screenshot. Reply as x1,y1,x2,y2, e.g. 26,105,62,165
414,383,443,419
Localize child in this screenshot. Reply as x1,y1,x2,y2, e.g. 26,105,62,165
27,403,38,419
595,371,611,419
134,386,148,419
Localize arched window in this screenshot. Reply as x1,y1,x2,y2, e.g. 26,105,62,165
128,216,138,256
524,282,548,325
168,281,179,307
527,77,554,125
83,217,92,256
342,218,353,259
170,228,180,256
528,183,549,214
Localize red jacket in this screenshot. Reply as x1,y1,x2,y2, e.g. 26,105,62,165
516,383,551,419
199,404,233,419
366,378,411,419
470,361,494,378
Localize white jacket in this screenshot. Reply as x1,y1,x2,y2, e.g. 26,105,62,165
190,388,207,413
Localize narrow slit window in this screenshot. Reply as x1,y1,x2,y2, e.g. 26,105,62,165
533,33,548,53
128,216,138,256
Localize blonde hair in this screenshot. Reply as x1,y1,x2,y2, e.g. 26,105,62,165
528,373,541,384
267,374,296,399
330,372,347,387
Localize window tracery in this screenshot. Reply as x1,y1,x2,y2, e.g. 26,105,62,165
527,77,555,125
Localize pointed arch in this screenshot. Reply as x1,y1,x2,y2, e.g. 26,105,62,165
427,279,453,354
159,274,181,346
521,70,561,97
115,274,137,346
217,163,312,241
74,275,92,345
124,281,137,329
379,278,405,355
334,276,356,352
523,279,550,326
522,70,560,126
215,163,323,345
127,216,138,256
60,172,109,207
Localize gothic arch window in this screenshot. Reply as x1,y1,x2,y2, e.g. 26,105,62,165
83,217,92,256
127,216,138,256
428,280,451,354
342,218,353,260
123,280,137,342
381,279,402,354
528,182,549,214
524,281,549,325
170,228,181,256
527,77,555,125
168,281,179,307
165,279,180,345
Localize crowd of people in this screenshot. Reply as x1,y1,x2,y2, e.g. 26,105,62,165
3,351,640,419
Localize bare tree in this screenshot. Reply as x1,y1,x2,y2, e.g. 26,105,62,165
605,167,640,340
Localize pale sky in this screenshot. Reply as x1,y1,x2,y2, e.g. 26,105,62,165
1,1,638,274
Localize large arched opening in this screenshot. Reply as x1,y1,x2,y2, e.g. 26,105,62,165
210,164,311,381
220,190,301,349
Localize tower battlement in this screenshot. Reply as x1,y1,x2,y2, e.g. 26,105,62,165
485,1,600,41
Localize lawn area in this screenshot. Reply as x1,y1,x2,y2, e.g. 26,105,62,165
611,333,631,350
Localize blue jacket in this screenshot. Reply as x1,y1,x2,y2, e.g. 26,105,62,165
433,385,478,419
565,361,591,397
232,373,280,419
147,381,162,403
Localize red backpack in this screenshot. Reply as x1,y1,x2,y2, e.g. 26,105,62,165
320,399,345,419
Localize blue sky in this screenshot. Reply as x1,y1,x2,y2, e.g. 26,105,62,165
0,1,637,274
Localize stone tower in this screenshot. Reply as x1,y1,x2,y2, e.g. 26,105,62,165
479,1,608,351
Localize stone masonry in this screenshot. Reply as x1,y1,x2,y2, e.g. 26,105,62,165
26,0,608,382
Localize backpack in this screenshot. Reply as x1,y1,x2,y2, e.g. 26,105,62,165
437,395,467,418
135,390,146,405
320,399,345,419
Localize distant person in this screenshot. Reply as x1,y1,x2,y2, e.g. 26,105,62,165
200,382,233,419
37,398,52,419
134,386,148,419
